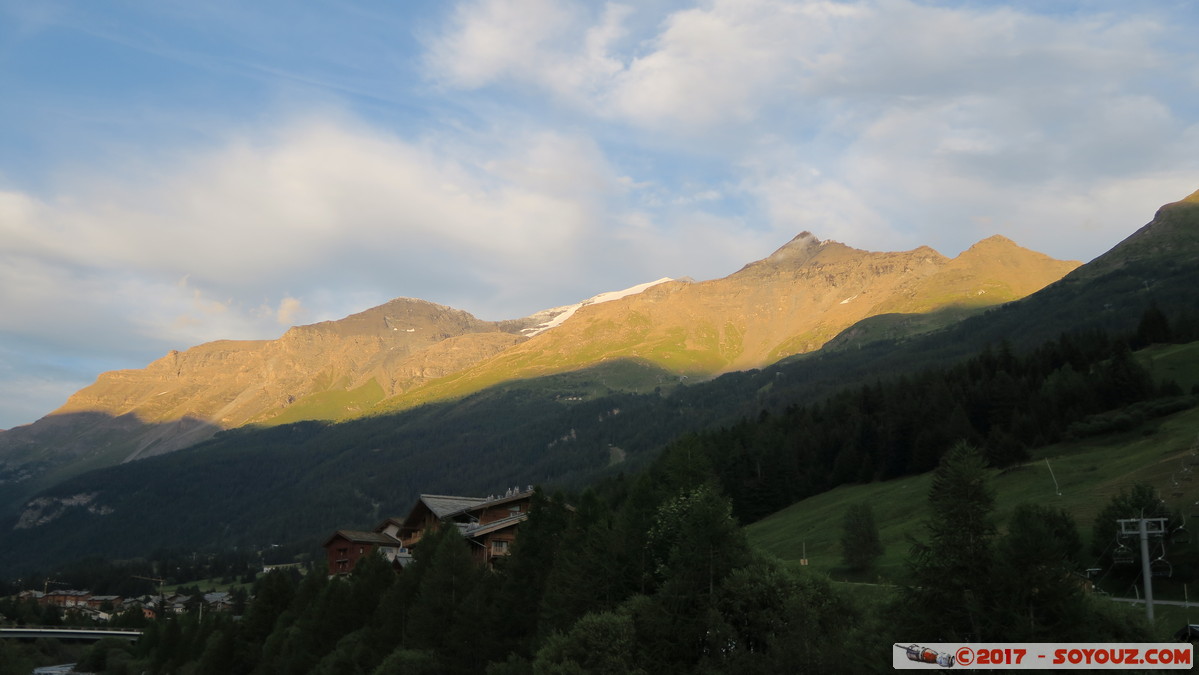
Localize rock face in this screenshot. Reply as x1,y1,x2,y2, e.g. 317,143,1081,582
58,298,524,432
0,232,1079,488
416,233,1079,395
0,300,531,491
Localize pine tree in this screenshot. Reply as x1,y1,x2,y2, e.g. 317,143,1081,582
899,441,995,641
1134,303,1172,348
402,524,483,673
840,502,884,573
988,504,1088,640
539,490,631,636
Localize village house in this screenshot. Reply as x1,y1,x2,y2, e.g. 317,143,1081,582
323,530,408,575
39,589,90,609
85,595,123,613
324,486,537,574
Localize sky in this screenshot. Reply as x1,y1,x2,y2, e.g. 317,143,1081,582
1,0,1198,430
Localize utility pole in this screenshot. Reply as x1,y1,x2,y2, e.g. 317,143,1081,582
1117,517,1168,624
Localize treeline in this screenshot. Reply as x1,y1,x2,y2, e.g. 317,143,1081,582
662,306,1198,523
77,443,1151,675
51,549,262,596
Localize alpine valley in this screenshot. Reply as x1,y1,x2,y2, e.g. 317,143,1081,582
1,190,1198,575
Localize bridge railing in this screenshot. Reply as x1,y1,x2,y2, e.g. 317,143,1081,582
0,626,144,641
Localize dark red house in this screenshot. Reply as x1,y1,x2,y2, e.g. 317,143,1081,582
322,530,405,575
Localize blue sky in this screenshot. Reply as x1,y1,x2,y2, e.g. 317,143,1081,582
1,0,1197,429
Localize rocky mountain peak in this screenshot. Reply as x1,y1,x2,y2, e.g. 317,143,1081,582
969,234,1017,248
957,234,1025,259
731,231,842,277
764,231,823,263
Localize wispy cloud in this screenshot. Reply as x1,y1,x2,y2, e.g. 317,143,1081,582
0,0,1196,428
427,0,1199,256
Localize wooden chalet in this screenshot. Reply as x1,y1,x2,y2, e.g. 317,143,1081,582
322,530,407,575
324,487,537,574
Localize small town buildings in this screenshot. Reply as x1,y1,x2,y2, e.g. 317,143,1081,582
86,595,122,608
324,486,537,574
5,588,237,623
40,590,90,608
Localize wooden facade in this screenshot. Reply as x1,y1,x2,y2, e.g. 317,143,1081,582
322,530,405,575
324,488,537,574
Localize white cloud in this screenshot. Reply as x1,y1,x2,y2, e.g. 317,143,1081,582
0,117,679,363
426,0,589,90
421,0,1198,264
3,0,1197,429
275,296,305,325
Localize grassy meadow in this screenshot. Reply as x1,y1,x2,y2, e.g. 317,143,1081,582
747,357,1199,639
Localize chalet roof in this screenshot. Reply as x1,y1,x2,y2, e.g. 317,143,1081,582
419,494,489,518
373,516,405,532
463,513,528,539
474,489,535,511
323,530,402,548
378,489,541,538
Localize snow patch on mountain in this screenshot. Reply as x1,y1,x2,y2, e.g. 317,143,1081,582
521,278,674,337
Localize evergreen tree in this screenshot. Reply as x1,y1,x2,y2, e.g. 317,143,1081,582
241,568,299,645
988,504,1088,639
401,524,484,673
538,490,632,637
488,488,570,658
195,626,238,675
899,441,995,641
840,502,885,573
1134,303,1172,348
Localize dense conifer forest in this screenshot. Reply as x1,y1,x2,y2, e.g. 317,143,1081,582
671,306,1198,524
7,445,1154,674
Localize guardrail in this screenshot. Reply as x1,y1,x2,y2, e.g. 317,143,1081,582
0,626,143,641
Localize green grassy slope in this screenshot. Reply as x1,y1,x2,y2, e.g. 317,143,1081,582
747,401,1199,638
1141,342,1199,393
746,401,1199,583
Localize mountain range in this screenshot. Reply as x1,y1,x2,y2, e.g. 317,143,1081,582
0,231,1075,484
1,189,1196,574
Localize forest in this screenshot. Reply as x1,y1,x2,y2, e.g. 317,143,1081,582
671,304,1198,524
0,447,1162,674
